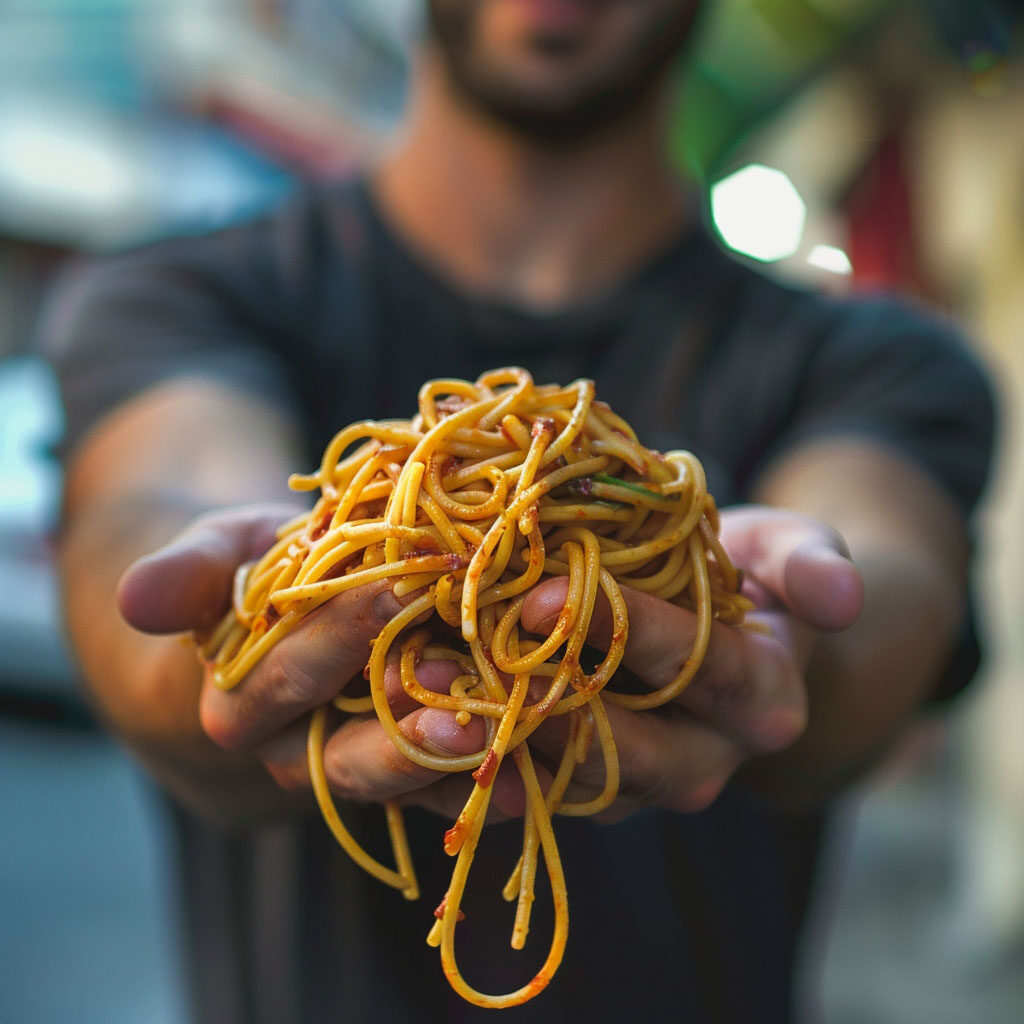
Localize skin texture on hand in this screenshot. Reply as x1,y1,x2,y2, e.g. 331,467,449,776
116,502,864,824
514,506,864,818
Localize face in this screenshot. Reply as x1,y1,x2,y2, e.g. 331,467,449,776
426,0,707,143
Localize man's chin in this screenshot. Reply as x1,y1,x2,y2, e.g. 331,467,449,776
450,74,656,146
427,0,705,146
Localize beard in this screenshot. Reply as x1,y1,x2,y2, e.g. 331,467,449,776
425,0,706,145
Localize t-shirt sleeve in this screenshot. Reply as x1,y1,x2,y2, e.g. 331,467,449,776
37,209,308,454
755,295,997,518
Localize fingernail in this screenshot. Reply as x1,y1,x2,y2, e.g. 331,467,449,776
532,614,559,635
412,708,480,756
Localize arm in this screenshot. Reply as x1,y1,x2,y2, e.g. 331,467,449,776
78,408,975,826
66,377,504,826
58,377,312,823
738,435,972,806
172,441,963,823
503,436,976,818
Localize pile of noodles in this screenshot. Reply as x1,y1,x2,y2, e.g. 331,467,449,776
198,368,751,1008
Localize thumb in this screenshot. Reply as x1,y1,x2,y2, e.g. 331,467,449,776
116,503,304,634
719,506,864,632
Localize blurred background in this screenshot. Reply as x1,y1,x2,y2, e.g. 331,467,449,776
1,1,1022,1021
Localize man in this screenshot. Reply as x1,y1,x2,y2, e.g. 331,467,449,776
42,1,994,1021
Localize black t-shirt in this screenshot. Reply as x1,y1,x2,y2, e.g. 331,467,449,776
40,178,995,1024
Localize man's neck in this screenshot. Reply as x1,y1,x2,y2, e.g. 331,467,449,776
372,53,692,310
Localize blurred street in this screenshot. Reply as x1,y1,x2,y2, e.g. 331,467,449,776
0,718,186,1024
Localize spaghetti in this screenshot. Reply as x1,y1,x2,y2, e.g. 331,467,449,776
199,368,751,1008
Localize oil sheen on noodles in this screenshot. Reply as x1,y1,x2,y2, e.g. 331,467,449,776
198,367,752,1008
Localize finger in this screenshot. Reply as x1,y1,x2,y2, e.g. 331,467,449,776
600,702,747,815
749,609,817,676
719,507,864,631
257,705,489,803
117,503,306,633
515,701,751,819
397,753,555,823
380,649,465,719
257,718,315,792
200,581,408,750
321,707,488,804
572,701,749,816
521,578,807,753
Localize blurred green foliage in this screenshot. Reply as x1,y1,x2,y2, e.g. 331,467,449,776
675,0,901,181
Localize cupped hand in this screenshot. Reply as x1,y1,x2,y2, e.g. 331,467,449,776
517,505,864,818
116,505,494,814
117,503,864,823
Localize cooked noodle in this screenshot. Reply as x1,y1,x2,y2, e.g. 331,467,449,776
198,368,751,1008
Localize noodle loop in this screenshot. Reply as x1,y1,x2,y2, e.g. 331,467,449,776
199,369,751,1008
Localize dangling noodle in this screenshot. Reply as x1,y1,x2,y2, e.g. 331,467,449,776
198,368,752,1009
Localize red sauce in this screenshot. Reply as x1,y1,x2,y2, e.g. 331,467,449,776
522,973,551,999
252,604,281,632
320,552,358,581
433,898,466,922
444,817,469,854
435,397,469,417
408,542,441,558
440,455,463,478
531,417,556,439
472,748,499,788
308,501,337,541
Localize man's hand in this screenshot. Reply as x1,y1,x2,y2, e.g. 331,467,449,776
117,505,496,816
515,506,864,818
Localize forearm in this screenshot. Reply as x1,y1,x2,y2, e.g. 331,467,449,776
741,438,971,808
741,546,963,807
60,488,312,824
58,381,313,824
61,489,206,749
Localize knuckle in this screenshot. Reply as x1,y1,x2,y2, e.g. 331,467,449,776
678,632,737,713
299,598,381,677
617,737,654,799
198,694,245,752
754,699,808,753
692,637,750,711
323,734,413,805
750,650,808,752
324,751,366,803
263,646,320,708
